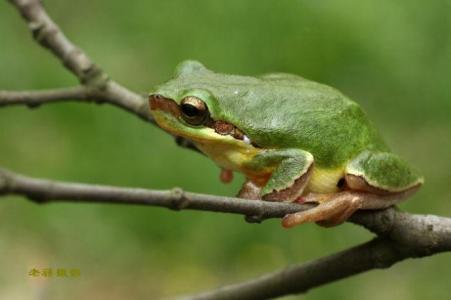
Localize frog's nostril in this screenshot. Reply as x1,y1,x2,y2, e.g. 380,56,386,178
149,97,156,110
148,94,181,117
149,94,163,110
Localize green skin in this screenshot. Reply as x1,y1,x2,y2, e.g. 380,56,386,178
149,60,423,227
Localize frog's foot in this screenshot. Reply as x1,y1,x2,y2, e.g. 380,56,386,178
220,168,234,184
238,180,262,200
283,181,422,228
246,149,314,202
282,192,364,228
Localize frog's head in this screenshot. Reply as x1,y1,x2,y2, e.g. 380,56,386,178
149,60,253,147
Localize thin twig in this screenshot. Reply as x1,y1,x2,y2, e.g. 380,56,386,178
0,86,97,108
0,167,310,219
8,0,152,122
5,0,203,152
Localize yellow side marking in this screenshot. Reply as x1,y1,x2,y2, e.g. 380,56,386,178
306,167,344,194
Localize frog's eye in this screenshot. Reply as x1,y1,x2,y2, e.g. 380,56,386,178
180,96,209,125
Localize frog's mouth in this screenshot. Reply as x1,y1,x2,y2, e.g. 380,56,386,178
149,94,256,146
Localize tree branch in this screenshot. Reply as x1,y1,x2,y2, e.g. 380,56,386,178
6,0,150,121
4,0,204,153
186,214,451,300
0,167,309,219
0,86,96,108
183,239,395,300
1,166,451,299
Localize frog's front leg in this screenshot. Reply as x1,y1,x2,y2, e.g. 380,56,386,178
243,149,314,201
238,180,262,200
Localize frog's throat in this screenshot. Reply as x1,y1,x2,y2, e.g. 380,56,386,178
149,94,256,146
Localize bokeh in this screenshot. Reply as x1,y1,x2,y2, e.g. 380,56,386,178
0,1,450,299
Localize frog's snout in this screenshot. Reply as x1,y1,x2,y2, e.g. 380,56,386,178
149,94,181,118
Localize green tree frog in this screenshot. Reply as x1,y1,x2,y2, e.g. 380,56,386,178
149,61,423,227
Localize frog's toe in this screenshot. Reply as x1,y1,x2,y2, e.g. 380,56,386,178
237,180,262,200
282,192,363,228
219,168,234,184
316,197,362,227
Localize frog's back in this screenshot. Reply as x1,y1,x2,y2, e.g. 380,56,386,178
157,63,388,168
213,73,389,168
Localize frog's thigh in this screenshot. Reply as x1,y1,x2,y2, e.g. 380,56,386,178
346,150,422,193
248,149,314,201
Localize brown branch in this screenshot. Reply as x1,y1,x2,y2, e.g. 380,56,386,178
4,0,204,153
187,214,451,299
0,86,96,108
183,239,395,300
0,167,309,219
7,0,151,122
1,166,451,299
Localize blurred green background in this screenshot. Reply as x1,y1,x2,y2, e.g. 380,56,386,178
1,0,450,299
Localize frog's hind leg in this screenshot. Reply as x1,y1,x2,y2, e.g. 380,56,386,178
282,175,422,228
282,192,363,228
282,150,424,228
346,150,423,195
